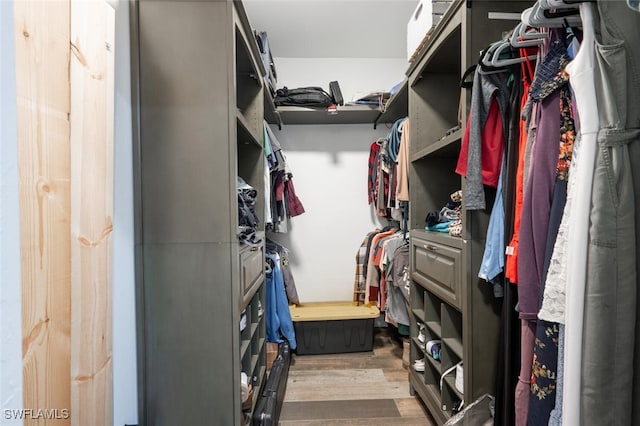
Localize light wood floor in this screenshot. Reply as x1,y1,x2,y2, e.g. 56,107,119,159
279,328,436,425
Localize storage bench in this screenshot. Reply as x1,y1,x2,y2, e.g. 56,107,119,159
289,302,380,355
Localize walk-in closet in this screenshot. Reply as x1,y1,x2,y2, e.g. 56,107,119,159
2,0,640,425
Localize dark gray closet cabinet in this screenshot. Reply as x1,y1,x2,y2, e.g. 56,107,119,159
406,1,524,424
131,1,268,424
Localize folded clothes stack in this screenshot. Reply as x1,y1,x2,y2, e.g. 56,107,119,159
424,190,463,237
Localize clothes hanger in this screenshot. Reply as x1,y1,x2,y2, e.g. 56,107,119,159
490,42,538,67
478,46,512,75
480,36,537,69
526,3,581,27
562,0,595,4
539,0,579,10
510,22,546,47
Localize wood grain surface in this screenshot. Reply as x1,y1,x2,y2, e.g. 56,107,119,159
280,328,435,425
15,1,115,424
69,2,114,425
15,1,72,424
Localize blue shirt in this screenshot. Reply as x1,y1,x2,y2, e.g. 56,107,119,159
266,253,297,350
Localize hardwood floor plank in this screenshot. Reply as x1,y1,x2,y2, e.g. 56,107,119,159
280,399,400,421
284,368,411,401
282,327,435,424
394,397,431,418
279,417,435,426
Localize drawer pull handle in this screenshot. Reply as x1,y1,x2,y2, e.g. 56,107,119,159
424,244,438,251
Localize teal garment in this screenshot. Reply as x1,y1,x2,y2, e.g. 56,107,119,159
425,221,452,233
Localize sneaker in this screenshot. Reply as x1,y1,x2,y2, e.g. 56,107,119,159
413,358,425,372
417,322,426,344
426,340,442,360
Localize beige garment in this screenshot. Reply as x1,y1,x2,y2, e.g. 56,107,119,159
396,119,410,201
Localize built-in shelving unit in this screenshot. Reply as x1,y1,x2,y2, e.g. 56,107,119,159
406,1,526,424
132,1,267,424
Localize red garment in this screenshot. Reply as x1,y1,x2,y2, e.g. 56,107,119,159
505,55,535,284
367,142,380,205
284,179,305,217
455,98,504,188
274,172,285,202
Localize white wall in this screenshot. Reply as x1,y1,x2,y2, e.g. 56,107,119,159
267,56,407,303
111,1,138,425
0,1,24,424
274,57,407,102
268,124,393,303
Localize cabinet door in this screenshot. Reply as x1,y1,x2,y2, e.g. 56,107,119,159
411,236,462,309
240,245,264,309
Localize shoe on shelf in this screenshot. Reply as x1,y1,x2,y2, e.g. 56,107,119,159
417,322,426,344
413,358,425,372
257,300,264,319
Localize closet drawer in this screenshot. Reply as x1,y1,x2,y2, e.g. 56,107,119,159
240,245,264,308
411,236,461,309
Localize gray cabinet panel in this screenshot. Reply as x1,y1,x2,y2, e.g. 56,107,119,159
138,1,235,244
412,236,462,309
142,243,239,426
132,0,267,424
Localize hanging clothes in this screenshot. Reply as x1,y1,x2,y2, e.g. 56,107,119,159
478,157,506,298
396,118,410,202
365,228,398,305
579,2,640,424
266,239,300,305
517,37,569,321
458,67,511,210
368,118,409,220
384,243,410,329
264,122,306,232
504,54,535,285
353,229,381,305
368,140,381,205
528,81,577,426
265,253,297,350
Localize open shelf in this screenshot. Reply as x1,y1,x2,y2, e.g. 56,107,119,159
237,111,262,149
443,375,463,401
442,337,463,360
264,89,282,128
375,80,408,128
407,0,463,78
241,339,250,360
277,105,380,125
233,0,266,78
411,128,462,162
426,354,441,371
413,337,427,356
413,308,426,322
425,320,442,337
410,371,451,425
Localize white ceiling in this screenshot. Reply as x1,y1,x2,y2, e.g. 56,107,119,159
244,0,419,59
